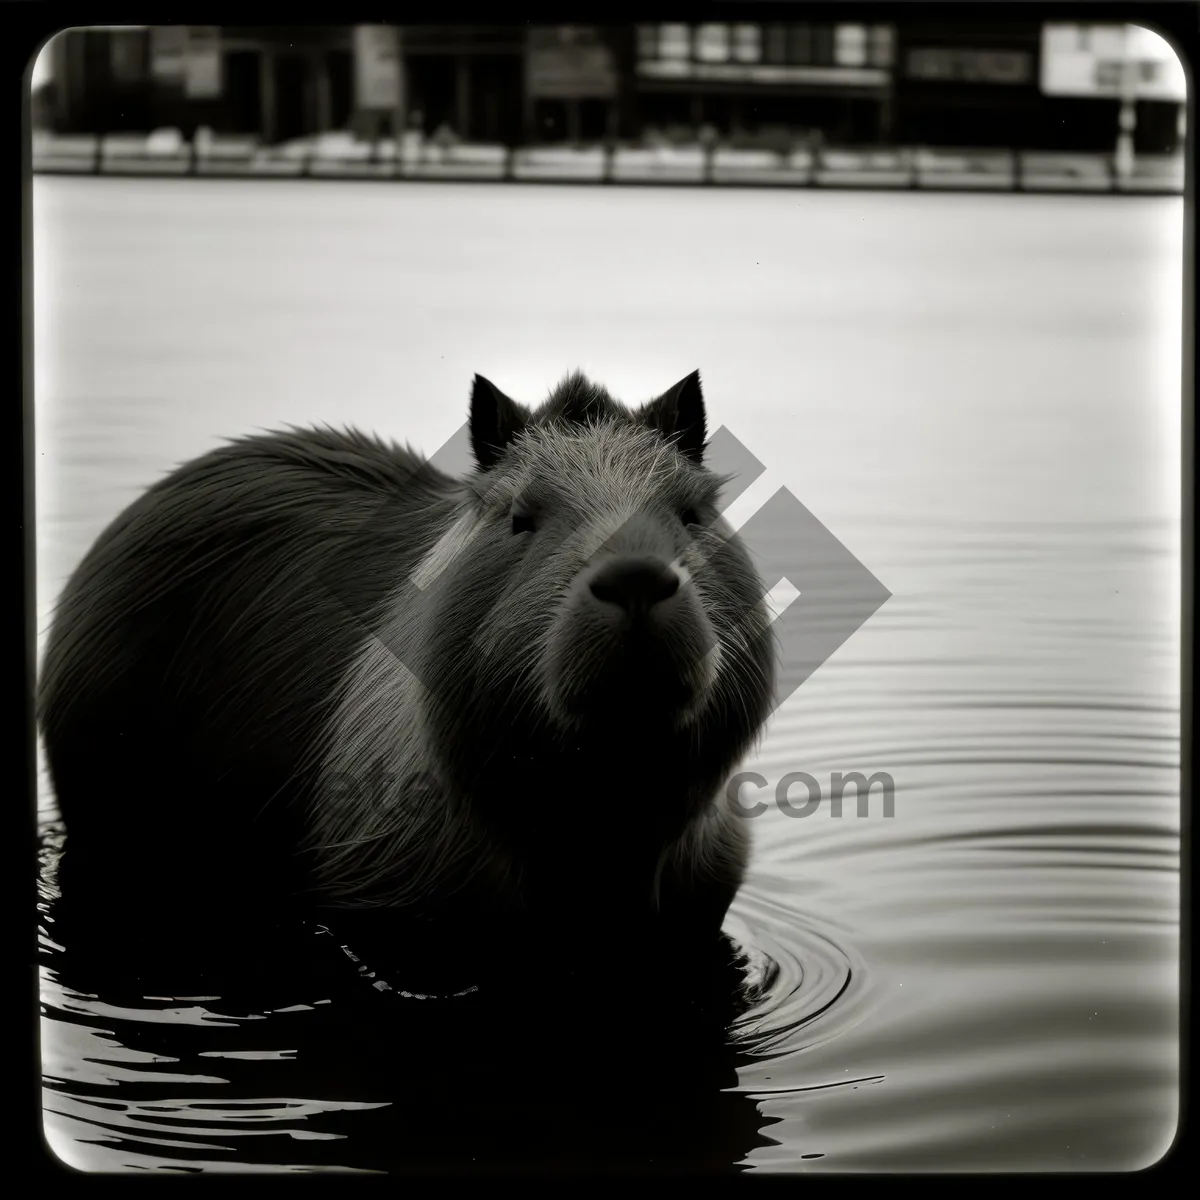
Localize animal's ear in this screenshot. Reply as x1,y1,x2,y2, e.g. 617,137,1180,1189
642,370,706,464
469,375,528,471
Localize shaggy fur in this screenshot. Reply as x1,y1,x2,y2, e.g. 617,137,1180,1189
38,371,776,943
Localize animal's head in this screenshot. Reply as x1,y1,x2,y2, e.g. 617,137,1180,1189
418,371,776,788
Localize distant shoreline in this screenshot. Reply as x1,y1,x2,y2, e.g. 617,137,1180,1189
30,134,1185,197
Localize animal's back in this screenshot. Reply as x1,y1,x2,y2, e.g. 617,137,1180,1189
39,369,777,957
38,426,459,906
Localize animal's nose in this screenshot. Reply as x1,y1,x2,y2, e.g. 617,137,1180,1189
589,557,681,614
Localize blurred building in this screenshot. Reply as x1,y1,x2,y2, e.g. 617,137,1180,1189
893,18,1184,152
35,21,1186,154
630,22,898,144
39,26,526,143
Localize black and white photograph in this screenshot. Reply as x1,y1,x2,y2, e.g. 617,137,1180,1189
27,10,1185,1176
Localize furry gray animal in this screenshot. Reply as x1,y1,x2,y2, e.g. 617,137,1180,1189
38,371,776,946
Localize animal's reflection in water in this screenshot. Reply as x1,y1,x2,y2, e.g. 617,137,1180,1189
43,852,779,1175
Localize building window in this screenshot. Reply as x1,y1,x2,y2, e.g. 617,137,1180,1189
732,24,762,64
813,25,836,66
787,24,812,64
907,47,1033,85
658,24,690,61
636,25,657,59
695,24,730,63
835,24,868,67
907,49,953,80
764,24,788,64
868,25,895,68
109,28,146,83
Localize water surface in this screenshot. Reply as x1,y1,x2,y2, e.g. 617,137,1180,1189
34,178,1181,1172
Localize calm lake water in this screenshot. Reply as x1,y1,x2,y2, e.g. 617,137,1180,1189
33,177,1182,1173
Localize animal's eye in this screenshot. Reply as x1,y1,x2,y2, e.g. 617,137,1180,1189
680,507,702,528
512,513,537,535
